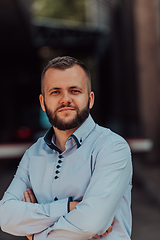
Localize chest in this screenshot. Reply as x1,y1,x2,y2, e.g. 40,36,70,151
29,149,94,203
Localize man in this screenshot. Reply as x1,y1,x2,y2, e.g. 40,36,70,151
0,56,132,240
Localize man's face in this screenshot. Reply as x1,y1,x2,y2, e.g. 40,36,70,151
39,65,94,131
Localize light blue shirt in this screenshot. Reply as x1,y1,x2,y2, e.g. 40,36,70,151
0,115,132,240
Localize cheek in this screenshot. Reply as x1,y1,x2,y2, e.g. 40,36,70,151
45,97,57,106
75,96,89,109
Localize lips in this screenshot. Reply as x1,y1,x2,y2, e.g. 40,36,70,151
57,107,76,112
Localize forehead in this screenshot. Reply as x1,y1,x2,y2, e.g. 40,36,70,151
43,65,88,90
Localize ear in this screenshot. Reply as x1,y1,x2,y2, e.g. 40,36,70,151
89,91,94,110
39,94,46,112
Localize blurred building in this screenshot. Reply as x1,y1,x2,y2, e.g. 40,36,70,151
0,0,160,161
0,0,41,142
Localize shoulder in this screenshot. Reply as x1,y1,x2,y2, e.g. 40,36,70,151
94,124,129,148
92,125,132,168
25,136,50,157
91,124,131,161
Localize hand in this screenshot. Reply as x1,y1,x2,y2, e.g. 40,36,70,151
22,188,37,203
70,201,79,211
22,188,37,240
26,235,33,240
94,219,115,238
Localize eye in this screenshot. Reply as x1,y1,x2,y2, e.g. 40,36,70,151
51,90,60,95
71,89,81,94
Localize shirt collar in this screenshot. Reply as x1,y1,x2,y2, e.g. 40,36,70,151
71,114,96,146
44,114,96,152
44,127,62,154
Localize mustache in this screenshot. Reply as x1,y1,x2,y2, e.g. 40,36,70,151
54,104,79,112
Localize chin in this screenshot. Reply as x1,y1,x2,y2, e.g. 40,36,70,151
58,112,76,120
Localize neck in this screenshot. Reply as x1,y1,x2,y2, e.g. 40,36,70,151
53,127,78,152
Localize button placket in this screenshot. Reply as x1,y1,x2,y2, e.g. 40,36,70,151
54,155,64,180
56,165,61,169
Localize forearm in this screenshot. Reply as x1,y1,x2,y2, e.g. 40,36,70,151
0,193,68,236
0,151,69,236
33,224,93,240
34,177,131,240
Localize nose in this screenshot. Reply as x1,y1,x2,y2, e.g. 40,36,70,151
60,92,72,105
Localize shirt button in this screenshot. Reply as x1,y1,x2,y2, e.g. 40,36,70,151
54,176,59,179
58,160,62,164
56,165,61,169
59,155,64,159
54,197,58,201
55,170,60,174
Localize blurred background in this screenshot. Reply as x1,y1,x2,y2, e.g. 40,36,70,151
0,0,160,239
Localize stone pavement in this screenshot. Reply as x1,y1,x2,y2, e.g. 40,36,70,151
0,155,160,240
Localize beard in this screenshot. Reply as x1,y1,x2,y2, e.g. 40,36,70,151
44,100,90,131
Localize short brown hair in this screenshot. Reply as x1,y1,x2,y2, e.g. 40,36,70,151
41,56,91,94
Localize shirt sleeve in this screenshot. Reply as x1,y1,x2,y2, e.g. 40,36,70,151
0,151,68,236
34,139,132,240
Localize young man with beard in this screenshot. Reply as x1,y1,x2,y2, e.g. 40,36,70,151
0,56,132,240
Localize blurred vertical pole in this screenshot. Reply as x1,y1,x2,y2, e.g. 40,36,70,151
133,0,160,161
85,0,112,125
110,0,138,137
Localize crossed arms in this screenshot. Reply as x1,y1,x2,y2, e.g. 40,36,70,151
0,140,132,240
23,188,114,240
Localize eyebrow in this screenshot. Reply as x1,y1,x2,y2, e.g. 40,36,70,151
48,87,60,91
70,86,83,90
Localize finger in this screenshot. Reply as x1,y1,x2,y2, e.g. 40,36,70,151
107,226,113,233
24,191,31,202
27,188,37,203
102,231,108,237
111,219,115,226
94,235,101,239
26,235,33,240
22,198,26,202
